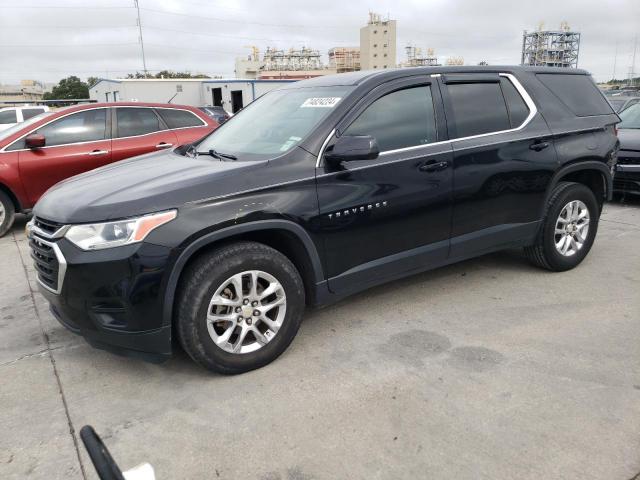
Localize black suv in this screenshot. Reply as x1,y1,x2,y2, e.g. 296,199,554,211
28,67,619,374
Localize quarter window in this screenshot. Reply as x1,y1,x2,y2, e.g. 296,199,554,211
344,85,437,151
447,82,510,138
116,107,162,137
0,110,17,124
9,109,108,149
22,108,46,120
500,77,529,128
156,109,204,129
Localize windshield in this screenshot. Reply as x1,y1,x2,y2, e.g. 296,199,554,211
197,86,353,160
0,111,53,143
618,103,640,129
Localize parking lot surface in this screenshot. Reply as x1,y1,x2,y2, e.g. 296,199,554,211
1,202,639,480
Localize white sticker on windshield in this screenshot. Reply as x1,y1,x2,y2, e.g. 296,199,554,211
301,97,342,108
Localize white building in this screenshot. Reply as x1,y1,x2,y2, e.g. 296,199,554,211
90,78,294,113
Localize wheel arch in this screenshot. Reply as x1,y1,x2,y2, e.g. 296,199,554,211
0,181,22,212
543,160,612,216
162,220,325,328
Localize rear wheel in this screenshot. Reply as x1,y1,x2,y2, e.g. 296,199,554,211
176,241,305,374
0,190,16,238
524,181,599,271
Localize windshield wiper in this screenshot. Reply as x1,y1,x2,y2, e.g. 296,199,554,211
197,149,238,161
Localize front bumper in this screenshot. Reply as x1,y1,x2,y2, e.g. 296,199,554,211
614,164,640,195
31,233,175,362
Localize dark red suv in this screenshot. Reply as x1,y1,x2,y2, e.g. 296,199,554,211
0,102,217,236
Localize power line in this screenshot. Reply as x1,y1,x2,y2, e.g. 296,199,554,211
0,43,139,47
1,4,133,8
139,6,347,30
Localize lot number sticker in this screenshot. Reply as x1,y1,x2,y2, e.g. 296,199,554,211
301,97,342,108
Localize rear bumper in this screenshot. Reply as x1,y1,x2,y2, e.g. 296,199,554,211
614,164,640,195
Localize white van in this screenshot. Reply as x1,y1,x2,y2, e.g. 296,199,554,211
0,105,50,132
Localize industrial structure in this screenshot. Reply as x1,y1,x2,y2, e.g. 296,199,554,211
234,12,397,78
403,45,440,67
360,12,397,70
521,22,581,68
329,47,361,73
0,80,48,103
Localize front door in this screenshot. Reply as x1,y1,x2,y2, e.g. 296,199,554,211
17,108,112,205
316,77,453,295
439,73,558,257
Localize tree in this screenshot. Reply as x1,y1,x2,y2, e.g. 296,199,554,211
86,76,100,88
43,76,89,100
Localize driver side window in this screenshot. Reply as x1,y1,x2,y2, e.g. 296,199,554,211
343,85,437,152
8,109,108,150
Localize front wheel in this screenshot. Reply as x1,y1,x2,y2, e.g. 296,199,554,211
176,241,305,374
524,181,600,271
0,190,16,238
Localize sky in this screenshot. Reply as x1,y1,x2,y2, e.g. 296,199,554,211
0,0,638,86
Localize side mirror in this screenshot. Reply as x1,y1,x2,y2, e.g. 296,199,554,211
25,133,45,149
324,135,379,165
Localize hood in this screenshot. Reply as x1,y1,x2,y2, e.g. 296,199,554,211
618,129,640,152
34,149,265,223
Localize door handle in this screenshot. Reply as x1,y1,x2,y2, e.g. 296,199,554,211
529,141,550,152
88,150,109,156
155,142,173,149
418,160,450,172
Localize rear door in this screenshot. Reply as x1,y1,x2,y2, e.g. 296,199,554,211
15,107,112,204
111,107,178,161
316,76,453,295
440,73,557,257
155,107,212,144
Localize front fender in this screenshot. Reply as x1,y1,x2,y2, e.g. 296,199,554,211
160,219,324,328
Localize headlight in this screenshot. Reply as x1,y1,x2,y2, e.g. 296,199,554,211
65,210,177,251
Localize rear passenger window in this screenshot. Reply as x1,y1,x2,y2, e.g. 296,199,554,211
116,108,161,137
500,78,529,128
446,83,510,138
156,109,204,129
343,86,437,151
22,108,45,120
537,74,614,117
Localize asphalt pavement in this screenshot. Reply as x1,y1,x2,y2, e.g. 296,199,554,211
1,201,639,480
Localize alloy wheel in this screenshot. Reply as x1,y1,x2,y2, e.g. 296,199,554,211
554,200,590,257
206,270,286,354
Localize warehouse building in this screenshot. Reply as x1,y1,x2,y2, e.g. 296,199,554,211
90,78,294,113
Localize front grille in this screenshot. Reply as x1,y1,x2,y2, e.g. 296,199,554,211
618,156,640,165
33,216,65,236
29,236,60,292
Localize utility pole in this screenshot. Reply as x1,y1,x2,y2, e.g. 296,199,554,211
631,35,637,87
612,40,618,82
134,0,148,77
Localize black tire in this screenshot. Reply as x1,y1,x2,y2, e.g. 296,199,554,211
176,241,305,374
524,181,599,271
0,190,16,238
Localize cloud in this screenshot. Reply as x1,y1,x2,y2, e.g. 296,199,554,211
0,0,637,84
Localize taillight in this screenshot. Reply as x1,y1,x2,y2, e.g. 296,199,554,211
614,124,619,136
